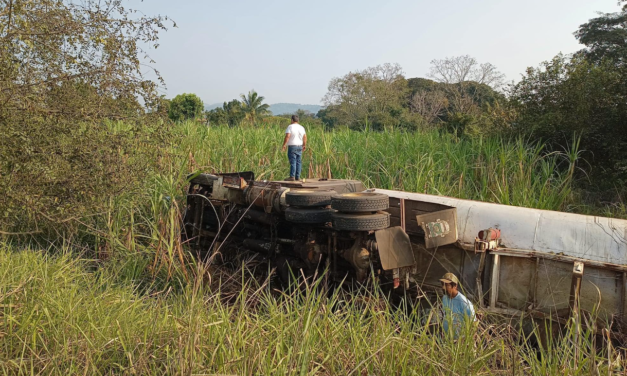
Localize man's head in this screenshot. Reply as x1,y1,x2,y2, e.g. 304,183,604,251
440,272,460,298
291,115,299,123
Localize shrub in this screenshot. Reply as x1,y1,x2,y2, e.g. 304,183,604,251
168,93,204,122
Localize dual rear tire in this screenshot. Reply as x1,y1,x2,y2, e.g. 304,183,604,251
285,190,390,231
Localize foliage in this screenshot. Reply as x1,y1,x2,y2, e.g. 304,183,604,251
322,63,418,131
320,61,506,135
206,99,246,126
0,0,170,120
0,0,172,237
511,54,627,180
1,239,623,375
575,4,627,64
404,60,507,136
168,93,204,122
178,122,577,210
240,90,270,124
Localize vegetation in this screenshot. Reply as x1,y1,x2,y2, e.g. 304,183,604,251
510,6,627,188
240,90,271,123
206,99,246,126
168,93,204,122
4,0,627,374
2,120,625,374
180,123,579,211
206,90,272,126
2,241,624,375
0,0,173,237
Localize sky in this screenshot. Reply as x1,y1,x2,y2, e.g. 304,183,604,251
140,0,619,105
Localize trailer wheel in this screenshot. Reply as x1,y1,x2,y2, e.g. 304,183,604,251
331,192,389,213
286,189,336,207
285,207,334,224
332,212,390,231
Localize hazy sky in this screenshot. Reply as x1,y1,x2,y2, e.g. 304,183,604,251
142,0,619,105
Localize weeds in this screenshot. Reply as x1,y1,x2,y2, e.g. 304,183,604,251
1,121,623,374
1,245,625,375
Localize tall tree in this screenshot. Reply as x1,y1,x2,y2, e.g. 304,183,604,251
322,63,413,131
428,55,505,116
511,54,627,179
240,90,270,124
575,3,627,64
0,0,171,120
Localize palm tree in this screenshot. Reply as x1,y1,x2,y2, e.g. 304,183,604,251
240,90,270,124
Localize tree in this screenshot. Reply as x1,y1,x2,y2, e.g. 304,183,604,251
295,109,314,119
428,55,505,116
511,54,627,179
322,63,414,131
0,0,171,120
0,0,172,236
240,90,270,124
575,3,627,64
168,93,204,122
409,90,448,125
206,99,245,126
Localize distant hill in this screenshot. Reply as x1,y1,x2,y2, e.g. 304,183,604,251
268,103,323,116
204,102,323,115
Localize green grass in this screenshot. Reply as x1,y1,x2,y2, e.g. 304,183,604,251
2,245,623,375
178,122,578,211
1,121,624,375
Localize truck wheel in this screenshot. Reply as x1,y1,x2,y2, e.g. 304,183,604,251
332,212,390,231
285,207,334,224
331,192,389,213
286,189,336,207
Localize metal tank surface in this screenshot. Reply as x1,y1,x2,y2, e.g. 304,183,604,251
183,171,627,333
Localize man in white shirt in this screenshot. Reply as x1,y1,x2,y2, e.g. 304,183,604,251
281,115,307,181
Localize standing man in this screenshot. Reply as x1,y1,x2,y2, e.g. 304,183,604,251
440,272,476,338
281,115,307,181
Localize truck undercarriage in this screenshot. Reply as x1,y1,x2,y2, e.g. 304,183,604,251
183,172,414,288
183,171,627,335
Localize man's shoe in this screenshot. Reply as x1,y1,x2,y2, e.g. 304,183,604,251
285,177,295,181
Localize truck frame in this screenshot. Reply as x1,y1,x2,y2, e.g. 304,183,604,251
184,171,627,333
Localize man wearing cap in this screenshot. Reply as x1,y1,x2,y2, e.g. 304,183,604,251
440,272,476,338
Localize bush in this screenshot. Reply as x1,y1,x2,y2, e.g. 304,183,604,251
168,93,204,122
0,117,173,238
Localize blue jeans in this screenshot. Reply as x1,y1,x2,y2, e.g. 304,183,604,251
287,145,303,179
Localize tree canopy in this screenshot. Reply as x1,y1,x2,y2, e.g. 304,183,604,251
168,93,204,122
0,0,172,235
240,90,270,124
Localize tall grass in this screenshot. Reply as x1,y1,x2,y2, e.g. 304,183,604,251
178,122,577,211
2,120,621,375
1,245,624,375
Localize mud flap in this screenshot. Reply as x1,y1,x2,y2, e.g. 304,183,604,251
375,226,415,270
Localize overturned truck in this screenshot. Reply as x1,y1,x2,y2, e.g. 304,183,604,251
184,171,627,331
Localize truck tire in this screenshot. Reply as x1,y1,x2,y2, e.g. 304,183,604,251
331,192,389,213
332,212,390,231
286,190,336,207
285,207,334,224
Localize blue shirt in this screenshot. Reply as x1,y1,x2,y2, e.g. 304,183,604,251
442,292,476,337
